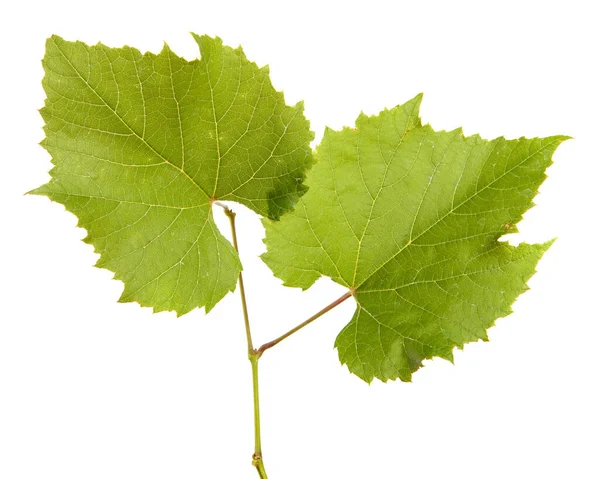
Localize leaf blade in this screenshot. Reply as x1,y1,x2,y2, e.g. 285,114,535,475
33,34,314,315
262,95,567,381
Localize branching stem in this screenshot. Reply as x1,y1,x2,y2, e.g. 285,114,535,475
219,203,353,478
221,204,267,478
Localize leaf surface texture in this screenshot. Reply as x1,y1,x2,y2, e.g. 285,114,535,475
34,34,314,315
263,94,566,382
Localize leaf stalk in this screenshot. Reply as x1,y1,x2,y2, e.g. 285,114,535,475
222,204,254,356
256,291,353,355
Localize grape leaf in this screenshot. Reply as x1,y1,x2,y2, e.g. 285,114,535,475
31,34,314,315
262,94,567,382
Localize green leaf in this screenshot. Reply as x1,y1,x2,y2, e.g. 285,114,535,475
262,94,567,382
32,34,314,315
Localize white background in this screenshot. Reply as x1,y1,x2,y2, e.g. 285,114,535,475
1,1,598,478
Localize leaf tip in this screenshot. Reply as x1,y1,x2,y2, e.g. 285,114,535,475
410,92,424,105
116,291,130,305
543,237,557,251
193,33,223,59
46,34,63,47
26,186,47,197
356,110,368,124
160,41,172,54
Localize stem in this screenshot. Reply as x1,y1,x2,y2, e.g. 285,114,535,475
250,353,268,478
257,291,353,355
219,203,267,478
222,205,254,355
218,202,352,477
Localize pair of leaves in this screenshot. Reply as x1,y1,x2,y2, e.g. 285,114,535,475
34,34,565,382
